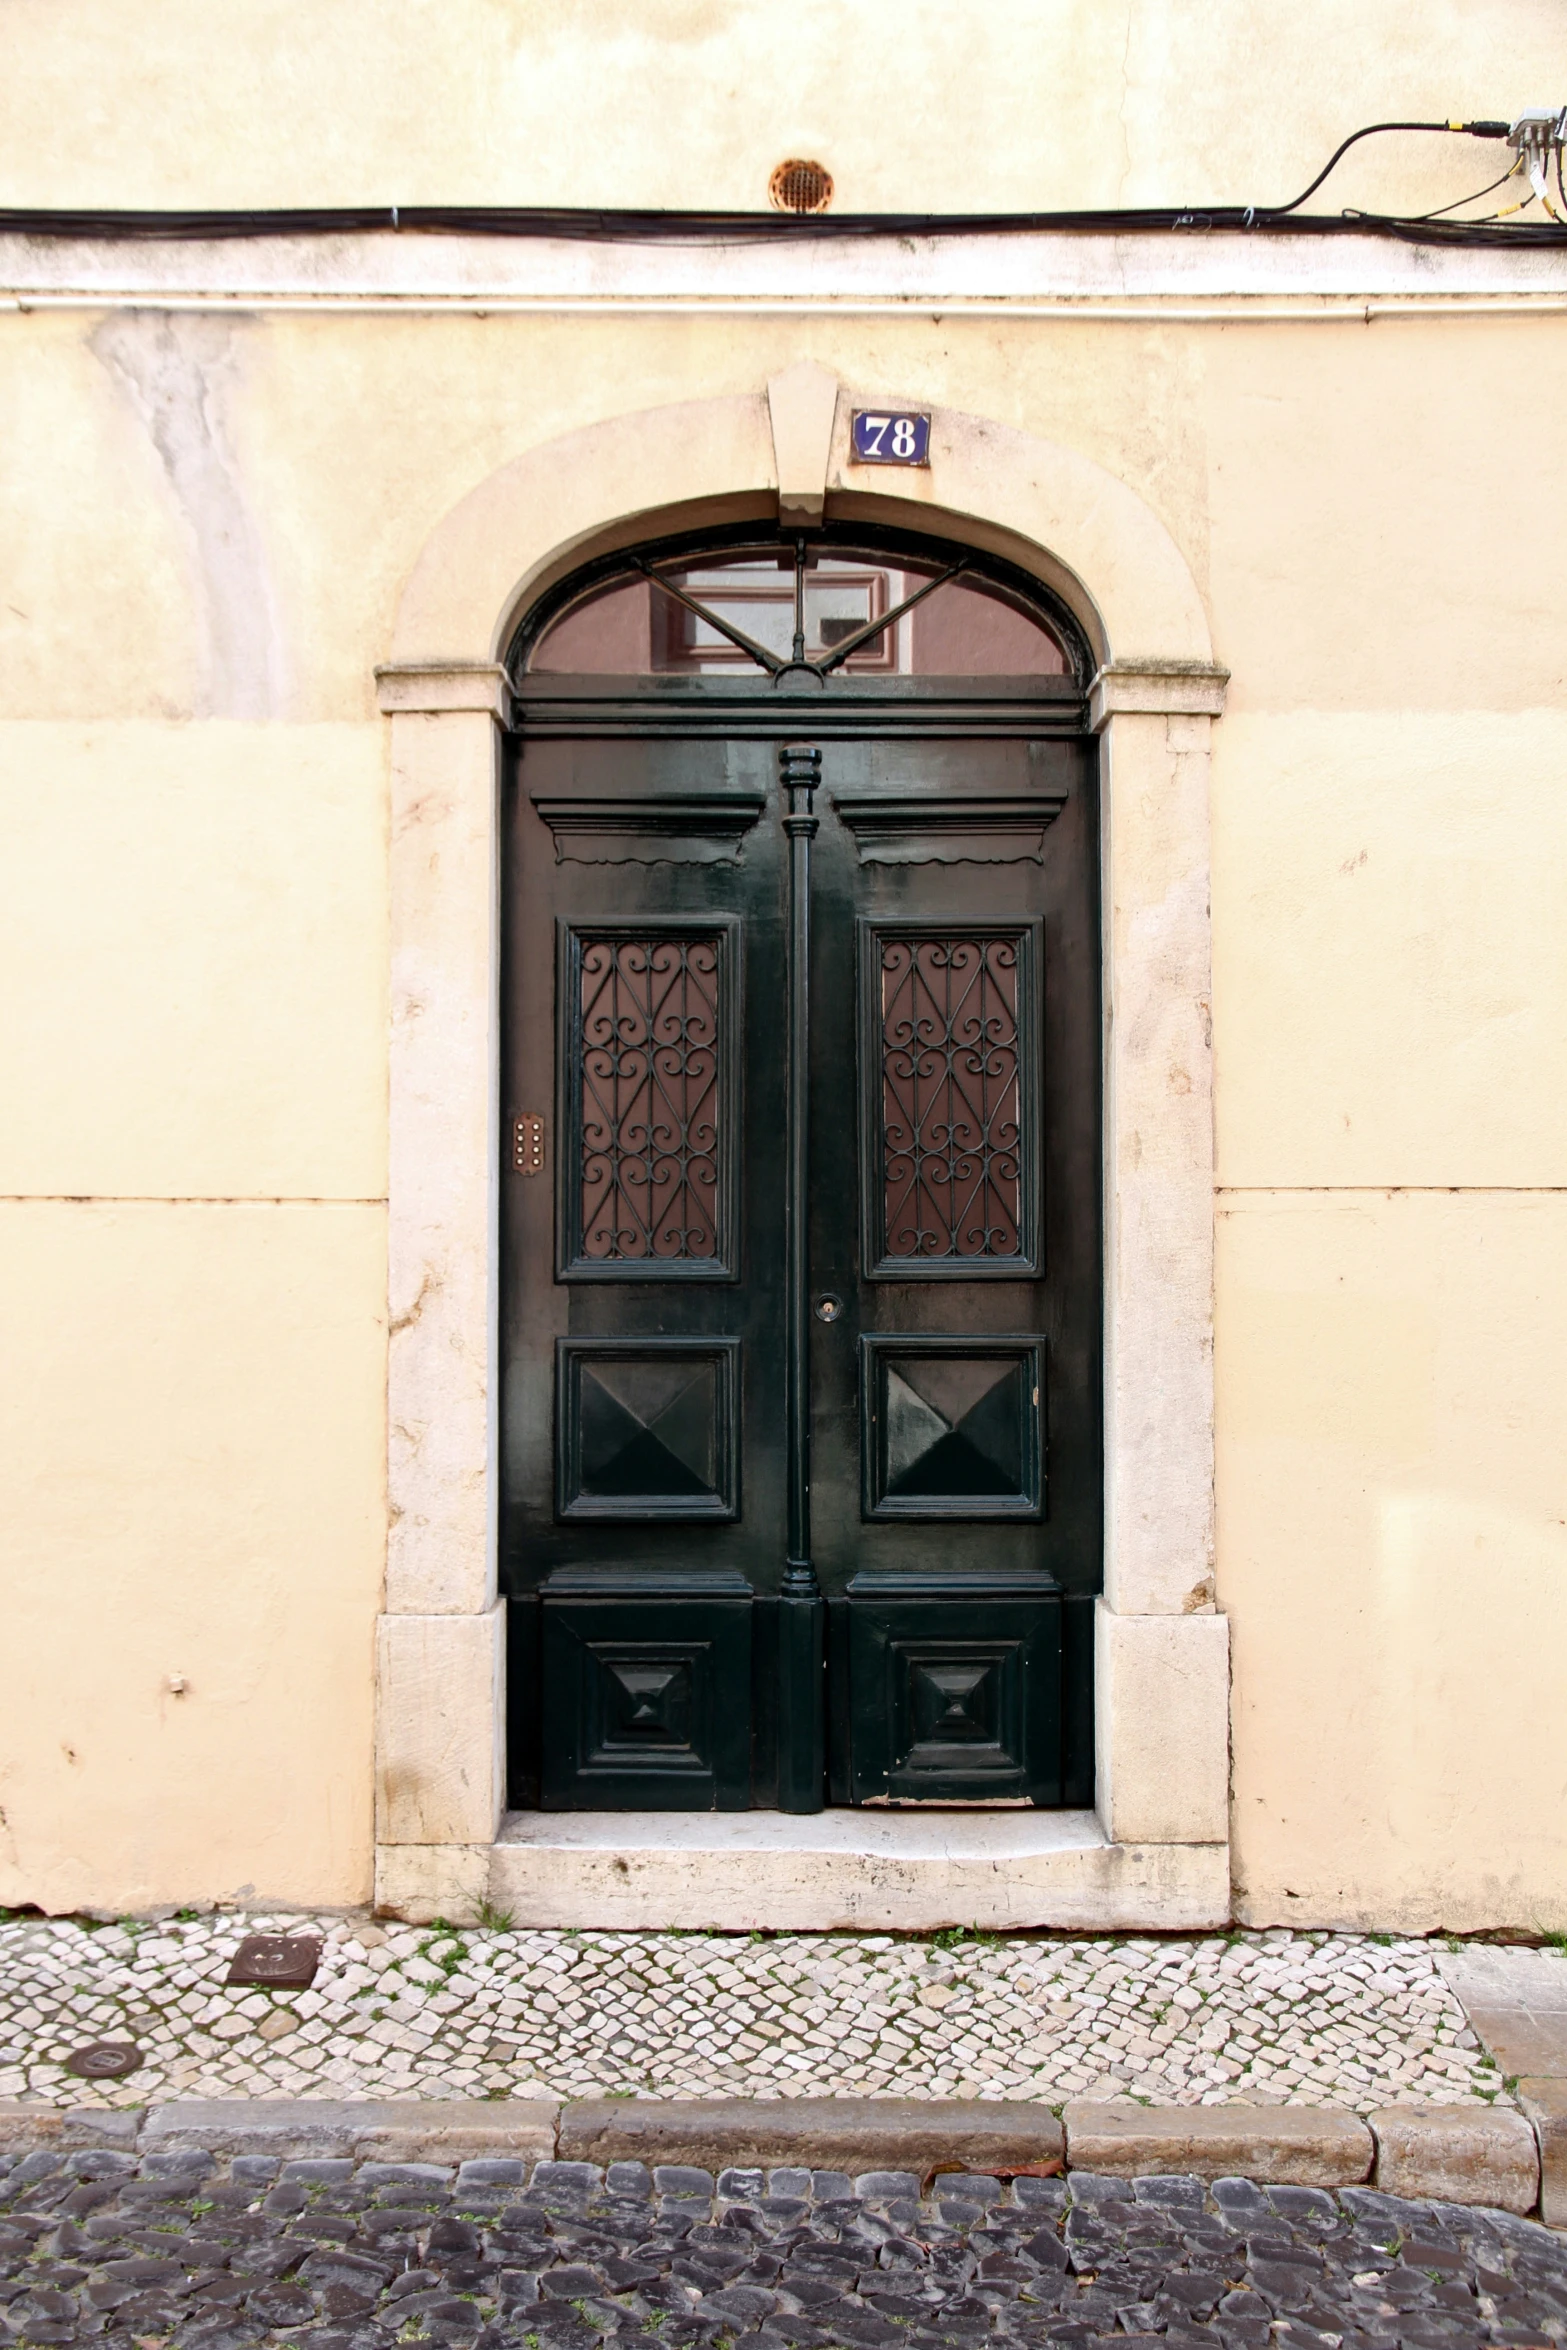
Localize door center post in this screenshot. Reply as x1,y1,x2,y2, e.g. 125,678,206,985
778,739,826,1813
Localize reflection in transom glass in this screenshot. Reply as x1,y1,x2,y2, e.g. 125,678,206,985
673,556,895,670
526,540,1070,679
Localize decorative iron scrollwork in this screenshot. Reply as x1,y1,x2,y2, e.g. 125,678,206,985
860,923,1041,1274
558,921,739,1278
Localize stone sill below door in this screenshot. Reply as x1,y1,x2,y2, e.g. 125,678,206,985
375,1811,1231,1931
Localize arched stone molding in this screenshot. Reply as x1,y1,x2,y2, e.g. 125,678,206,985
373,379,1230,1928
387,387,1212,672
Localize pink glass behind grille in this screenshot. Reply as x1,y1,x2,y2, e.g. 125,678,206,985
881,936,1022,1260
578,937,722,1261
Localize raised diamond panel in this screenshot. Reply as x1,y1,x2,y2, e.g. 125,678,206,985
843,1572,1063,1804
592,1650,697,1758
861,1336,1042,1520
557,1338,740,1520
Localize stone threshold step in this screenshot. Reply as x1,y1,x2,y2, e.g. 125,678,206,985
0,2093,1543,2213
464,1809,1232,1931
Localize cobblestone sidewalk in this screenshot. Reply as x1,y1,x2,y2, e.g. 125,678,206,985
4,2138,1566,2350
0,1919,1504,2114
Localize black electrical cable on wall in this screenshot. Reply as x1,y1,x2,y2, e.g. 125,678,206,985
1259,117,1512,216
0,119,1555,247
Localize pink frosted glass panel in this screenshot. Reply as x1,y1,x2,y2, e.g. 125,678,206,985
911,577,1068,675
530,578,653,672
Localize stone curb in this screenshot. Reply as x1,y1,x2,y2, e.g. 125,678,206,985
0,2095,1544,2209
1062,2100,1373,2187
1518,2079,1567,2226
141,2098,559,2162
560,2096,1064,2179
1369,2101,1539,2215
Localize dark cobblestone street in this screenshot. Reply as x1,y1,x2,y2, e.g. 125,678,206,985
2,2146,1565,2350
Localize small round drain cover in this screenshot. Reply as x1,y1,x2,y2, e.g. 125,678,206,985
62,2041,142,2079
768,158,834,215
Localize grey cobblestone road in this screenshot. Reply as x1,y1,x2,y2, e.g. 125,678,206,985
3,2144,1564,2350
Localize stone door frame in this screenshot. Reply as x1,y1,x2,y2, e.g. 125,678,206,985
372,366,1230,1926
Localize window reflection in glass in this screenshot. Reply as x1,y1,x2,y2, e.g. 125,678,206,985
527,546,1068,678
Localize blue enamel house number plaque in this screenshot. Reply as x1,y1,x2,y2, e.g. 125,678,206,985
851,410,931,465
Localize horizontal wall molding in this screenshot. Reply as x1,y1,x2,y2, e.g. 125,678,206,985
4,229,1565,320
9,294,1566,323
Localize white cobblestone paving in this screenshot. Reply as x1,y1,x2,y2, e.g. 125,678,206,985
0,1915,1506,2112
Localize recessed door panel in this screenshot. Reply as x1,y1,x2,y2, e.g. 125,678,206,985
845,1572,1063,1804
540,1579,753,1808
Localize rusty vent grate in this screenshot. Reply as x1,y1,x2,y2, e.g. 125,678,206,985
769,158,834,215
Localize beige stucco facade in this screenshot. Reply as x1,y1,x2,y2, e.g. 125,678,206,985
2,1,1565,1932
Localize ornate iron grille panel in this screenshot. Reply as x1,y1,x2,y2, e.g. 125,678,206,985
858,920,1041,1278
557,919,739,1279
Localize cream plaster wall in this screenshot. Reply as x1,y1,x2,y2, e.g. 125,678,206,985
0,1202,385,1913
0,0,1561,218
1219,1194,1567,1932
0,718,388,1909
0,724,386,1197
2,129,1566,1919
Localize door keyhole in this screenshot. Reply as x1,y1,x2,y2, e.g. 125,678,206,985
813,1293,844,1324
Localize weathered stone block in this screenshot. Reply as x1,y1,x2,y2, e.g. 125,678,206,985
1517,2078,1567,2226
376,1605,505,1847
0,2104,142,2152
141,2098,558,2161
1370,2103,1538,2212
1094,1608,1230,1845
1063,2100,1372,2184
560,2097,1063,2179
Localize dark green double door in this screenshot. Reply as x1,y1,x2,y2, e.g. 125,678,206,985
501,700,1100,1809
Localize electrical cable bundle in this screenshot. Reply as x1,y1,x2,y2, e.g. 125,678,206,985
0,120,1563,246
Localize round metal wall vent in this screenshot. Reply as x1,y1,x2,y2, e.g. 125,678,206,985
769,159,834,215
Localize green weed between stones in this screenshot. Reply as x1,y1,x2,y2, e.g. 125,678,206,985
419,1920,471,1974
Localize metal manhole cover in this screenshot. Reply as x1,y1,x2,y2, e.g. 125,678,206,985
225,1933,321,1988
62,2041,142,2079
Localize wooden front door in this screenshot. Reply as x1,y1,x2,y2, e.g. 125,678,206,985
500,531,1100,1811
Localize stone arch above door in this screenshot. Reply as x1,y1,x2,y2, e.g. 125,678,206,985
372,376,1231,1928
386,378,1214,672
